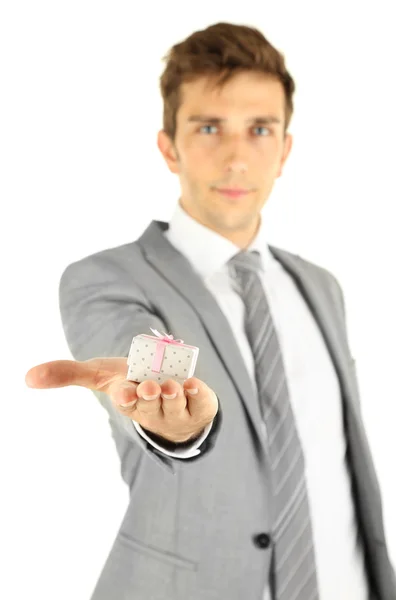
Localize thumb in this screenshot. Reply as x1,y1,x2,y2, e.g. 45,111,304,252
25,360,99,390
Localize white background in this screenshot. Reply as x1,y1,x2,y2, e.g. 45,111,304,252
2,1,395,598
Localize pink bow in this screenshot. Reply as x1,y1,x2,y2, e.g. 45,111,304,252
150,328,184,373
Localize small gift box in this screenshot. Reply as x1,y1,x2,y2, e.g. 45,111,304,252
126,328,200,386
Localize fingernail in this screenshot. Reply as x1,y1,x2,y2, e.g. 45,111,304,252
162,392,177,400
141,394,159,401
120,382,137,390
119,399,137,408
185,388,198,395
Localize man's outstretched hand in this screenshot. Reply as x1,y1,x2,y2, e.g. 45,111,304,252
25,358,218,443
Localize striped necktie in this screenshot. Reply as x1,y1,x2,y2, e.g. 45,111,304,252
229,250,319,600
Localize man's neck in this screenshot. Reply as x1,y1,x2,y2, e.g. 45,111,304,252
179,201,260,250
210,225,259,249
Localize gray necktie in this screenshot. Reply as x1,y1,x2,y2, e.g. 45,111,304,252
229,250,319,600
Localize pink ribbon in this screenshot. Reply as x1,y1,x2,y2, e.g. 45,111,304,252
149,328,184,373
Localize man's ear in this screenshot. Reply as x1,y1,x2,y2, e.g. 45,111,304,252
157,130,180,174
277,133,293,178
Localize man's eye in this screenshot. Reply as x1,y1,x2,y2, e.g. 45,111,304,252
199,125,218,134
254,126,270,136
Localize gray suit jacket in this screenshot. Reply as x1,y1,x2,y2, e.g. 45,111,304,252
59,219,396,600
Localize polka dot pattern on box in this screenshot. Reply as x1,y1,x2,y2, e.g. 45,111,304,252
126,333,199,385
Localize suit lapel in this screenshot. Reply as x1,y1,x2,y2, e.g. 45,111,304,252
268,246,355,403
138,220,264,447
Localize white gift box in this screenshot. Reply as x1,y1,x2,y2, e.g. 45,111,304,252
126,329,199,386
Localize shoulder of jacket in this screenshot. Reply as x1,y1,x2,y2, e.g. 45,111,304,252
61,239,144,279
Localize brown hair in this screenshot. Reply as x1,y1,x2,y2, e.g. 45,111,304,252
159,22,296,142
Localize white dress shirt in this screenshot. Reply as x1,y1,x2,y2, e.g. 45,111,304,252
133,202,370,599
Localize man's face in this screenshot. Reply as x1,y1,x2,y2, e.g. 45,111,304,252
157,71,293,241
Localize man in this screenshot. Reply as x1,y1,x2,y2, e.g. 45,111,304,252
25,22,395,600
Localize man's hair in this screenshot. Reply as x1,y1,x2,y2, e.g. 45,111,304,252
159,22,296,142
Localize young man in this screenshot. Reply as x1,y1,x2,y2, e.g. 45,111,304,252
25,22,396,600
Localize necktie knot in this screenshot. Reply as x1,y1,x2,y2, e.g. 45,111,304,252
228,250,263,276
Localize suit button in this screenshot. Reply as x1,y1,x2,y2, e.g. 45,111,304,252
253,533,271,549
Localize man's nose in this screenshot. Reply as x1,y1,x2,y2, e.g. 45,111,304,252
225,161,247,174
223,136,249,174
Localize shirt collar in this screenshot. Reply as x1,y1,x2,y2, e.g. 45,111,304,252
165,201,274,281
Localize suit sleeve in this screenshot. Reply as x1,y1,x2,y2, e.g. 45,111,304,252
58,253,222,475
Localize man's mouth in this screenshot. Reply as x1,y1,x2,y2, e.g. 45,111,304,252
215,188,251,198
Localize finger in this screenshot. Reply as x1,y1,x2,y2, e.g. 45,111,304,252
159,379,187,416
111,381,139,412
25,360,94,389
182,377,218,420
134,380,163,415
